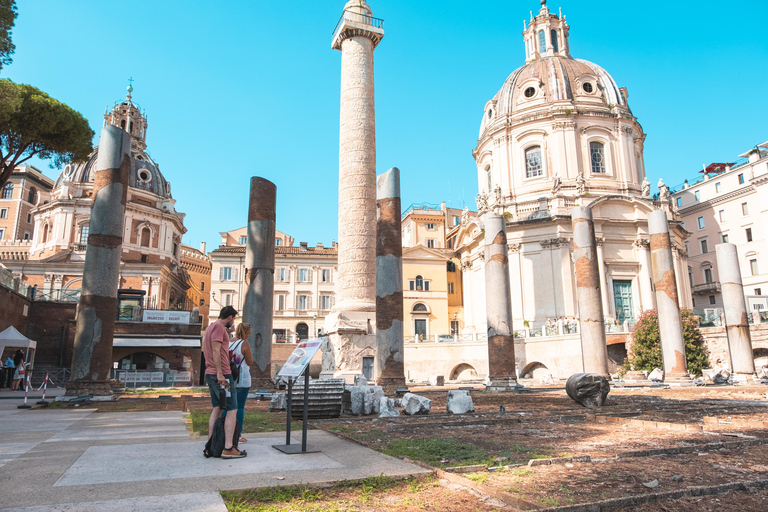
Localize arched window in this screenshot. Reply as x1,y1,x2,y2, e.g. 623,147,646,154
525,146,543,178
42,223,50,243
551,30,559,52
590,141,606,173
140,227,151,247
27,187,36,204
538,31,546,54
415,275,424,291
412,303,428,313
1,183,12,199
485,165,492,192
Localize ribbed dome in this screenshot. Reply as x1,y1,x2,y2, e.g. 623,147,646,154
55,147,171,199
479,56,626,136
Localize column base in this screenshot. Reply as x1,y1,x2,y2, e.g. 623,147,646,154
321,311,377,383
376,377,407,394
662,373,695,386
65,379,114,397
731,373,754,385
485,377,518,392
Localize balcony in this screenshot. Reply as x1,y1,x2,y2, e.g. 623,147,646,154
331,9,384,50
693,282,721,294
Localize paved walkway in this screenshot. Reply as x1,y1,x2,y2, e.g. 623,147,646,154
0,400,430,511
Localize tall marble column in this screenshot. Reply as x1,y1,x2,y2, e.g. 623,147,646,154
648,209,688,380
322,0,385,382
242,177,276,389
483,212,517,390
375,167,405,391
716,243,756,377
571,207,609,376
67,125,131,396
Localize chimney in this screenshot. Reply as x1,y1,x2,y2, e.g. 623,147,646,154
300,242,308,251
200,241,206,254
332,239,336,248
316,243,324,249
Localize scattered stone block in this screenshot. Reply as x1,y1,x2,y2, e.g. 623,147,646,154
378,396,400,418
345,385,385,415
642,479,659,489
364,387,385,415
401,392,431,415
565,373,610,408
670,475,684,482
446,390,475,415
268,393,286,412
647,368,664,381
706,366,731,384
428,375,445,386
539,373,554,385
353,374,368,387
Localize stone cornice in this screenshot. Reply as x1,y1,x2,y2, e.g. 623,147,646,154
678,186,753,215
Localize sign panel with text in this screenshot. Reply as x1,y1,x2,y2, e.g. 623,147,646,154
275,337,326,381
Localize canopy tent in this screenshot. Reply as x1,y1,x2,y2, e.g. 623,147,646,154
0,326,37,368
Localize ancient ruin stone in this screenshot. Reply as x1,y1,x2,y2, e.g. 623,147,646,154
648,368,664,381
379,396,400,417
446,390,475,415
402,392,431,415
565,373,610,408
428,375,445,386
353,374,369,387
268,393,286,412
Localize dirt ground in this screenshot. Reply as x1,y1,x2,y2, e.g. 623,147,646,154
55,383,768,511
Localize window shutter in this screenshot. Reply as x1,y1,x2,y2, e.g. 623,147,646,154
307,295,312,309
219,267,224,281
232,267,238,282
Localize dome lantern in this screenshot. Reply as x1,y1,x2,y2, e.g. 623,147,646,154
103,80,148,153
523,0,570,63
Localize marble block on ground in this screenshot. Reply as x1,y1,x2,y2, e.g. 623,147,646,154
401,393,431,415
378,397,400,418
446,390,474,415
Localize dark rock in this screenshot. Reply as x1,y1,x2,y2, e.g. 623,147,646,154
565,373,610,408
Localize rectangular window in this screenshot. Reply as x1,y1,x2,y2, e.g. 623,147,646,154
320,295,332,310
742,202,749,216
676,197,682,208
200,299,205,306
589,141,606,173
751,259,759,276
747,228,753,242
448,282,454,294
697,216,705,230
79,226,89,244
453,216,460,226
704,268,713,283
695,190,701,201
700,239,708,254
297,295,308,310
709,295,716,305
409,280,415,291
425,223,436,230
756,288,762,296
426,239,436,248
715,182,721,193
525,146,543,178
276,268,287,282
222,267,232,281
26,213,31,223
200,282,205,291
23,233,29,240
223,293,232,307
0,208,7,219
721,233,729,243
450,320,460,335
239,236,247,245
447,261,456,272
424,281,430,291
275,238,282,246
299,268,310,282
0,228,4,240
738,173,745,184
719,210,725,222
321,269,331,282
274,294,285,311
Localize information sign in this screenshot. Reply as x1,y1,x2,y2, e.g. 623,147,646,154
276,337,327,381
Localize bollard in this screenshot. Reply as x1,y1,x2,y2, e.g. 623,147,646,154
17,371,31,409
36,373,50,405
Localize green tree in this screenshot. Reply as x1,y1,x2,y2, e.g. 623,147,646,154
629,308,710,376
0,79,93,189
0,0,17,72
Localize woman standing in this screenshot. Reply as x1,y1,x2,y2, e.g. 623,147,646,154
11,350,24,391
226,323,254,444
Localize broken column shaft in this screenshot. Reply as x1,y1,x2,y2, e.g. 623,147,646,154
242,177,276,389
483,212,517,390
68,125,131,396
375,167,406,392
648,209,688,380
716,243,756,377
571,206,609,376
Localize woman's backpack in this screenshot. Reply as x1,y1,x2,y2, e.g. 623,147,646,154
229,340,244,383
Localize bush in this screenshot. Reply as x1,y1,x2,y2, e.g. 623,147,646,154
628,309,709,376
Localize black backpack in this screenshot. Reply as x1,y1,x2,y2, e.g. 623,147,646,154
203,388,242,458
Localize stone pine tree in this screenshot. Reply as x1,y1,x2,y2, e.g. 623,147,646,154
0,0,17,73
628,309,710,376
0,79,93,190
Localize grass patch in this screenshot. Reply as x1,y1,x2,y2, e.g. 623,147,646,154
190,410,298,436
383,438,494,468
466,472,490,484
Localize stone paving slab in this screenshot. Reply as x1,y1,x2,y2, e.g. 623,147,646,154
0,492,226,512
0,442,42,468
0,410,94,433
55,437,344,486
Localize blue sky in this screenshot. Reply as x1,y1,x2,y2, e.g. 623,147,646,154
5,0,767,251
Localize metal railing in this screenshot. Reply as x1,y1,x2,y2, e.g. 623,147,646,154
34,289,80,303
0,267,32,298
332,9,384,39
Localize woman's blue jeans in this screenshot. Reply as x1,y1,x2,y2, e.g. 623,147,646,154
221,387,249,429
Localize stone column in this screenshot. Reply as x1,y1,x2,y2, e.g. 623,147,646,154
571,207,609,376
483,212,516,390
595,238,611,317
242,177,276,389
323,1,385,382
716,243,756,377
648,209,688,380
67,125,131,396
375,167,405,391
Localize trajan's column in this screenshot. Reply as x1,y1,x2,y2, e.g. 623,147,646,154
321,0,385,382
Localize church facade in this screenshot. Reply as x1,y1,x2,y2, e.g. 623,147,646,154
452,1,691,379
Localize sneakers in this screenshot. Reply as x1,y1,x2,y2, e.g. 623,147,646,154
221,447,247,459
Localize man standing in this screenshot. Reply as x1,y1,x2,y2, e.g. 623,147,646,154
203,306,246,459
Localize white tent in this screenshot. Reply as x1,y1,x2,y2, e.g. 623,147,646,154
0,326,37,367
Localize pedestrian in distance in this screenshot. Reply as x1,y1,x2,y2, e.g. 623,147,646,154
3,353,14,389
202,306,246,459
222,323,254,444
11,350,23,391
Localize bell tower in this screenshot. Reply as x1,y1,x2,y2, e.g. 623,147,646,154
103,81,148,153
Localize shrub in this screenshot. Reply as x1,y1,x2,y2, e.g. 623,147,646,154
628,309,709,376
